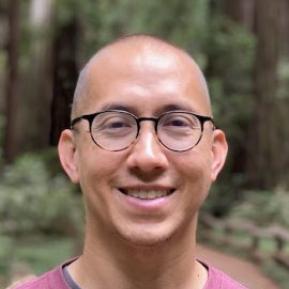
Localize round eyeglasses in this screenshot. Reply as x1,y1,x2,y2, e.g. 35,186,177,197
71,110,215,152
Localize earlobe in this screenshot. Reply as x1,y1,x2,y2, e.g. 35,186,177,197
210,129,228,182
58,129,80,183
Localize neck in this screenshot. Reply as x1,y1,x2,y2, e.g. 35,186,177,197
68,218,207,289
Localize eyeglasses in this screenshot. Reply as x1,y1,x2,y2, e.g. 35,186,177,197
71,110,215,152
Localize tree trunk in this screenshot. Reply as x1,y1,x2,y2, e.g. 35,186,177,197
275,0,289,188
0,1,8,115
14,0,54,154
50,15,79,145
246,0,281,189
224,0,255,31
279,0,289,56
3,0,20,163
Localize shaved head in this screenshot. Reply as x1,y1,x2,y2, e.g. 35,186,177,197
71,34,211,119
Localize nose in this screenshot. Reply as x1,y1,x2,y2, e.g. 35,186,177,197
126,124,169,179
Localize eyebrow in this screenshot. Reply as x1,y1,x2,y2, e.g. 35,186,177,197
99,103,139,115
156,103,197,115
98,102,197,116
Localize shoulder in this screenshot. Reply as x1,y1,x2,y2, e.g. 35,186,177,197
10,265,68,289
204,263,249,289
10,273,49,289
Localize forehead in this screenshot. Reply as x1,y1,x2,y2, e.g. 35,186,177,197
75,41,211,116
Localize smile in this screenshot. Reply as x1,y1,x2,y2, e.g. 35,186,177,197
119,188,175,200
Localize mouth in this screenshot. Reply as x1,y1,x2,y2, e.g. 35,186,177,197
118,188,175,200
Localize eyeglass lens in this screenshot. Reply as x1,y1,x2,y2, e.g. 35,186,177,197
90,111,203,151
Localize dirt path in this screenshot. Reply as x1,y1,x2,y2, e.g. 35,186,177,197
197,245,280,289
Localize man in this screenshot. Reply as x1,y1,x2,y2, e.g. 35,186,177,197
12,35,247,289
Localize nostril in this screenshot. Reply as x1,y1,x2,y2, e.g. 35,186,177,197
125,128,169,176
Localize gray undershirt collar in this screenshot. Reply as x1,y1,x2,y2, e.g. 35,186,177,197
63,266,82,289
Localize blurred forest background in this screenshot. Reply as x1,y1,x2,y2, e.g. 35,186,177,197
0,0,289,288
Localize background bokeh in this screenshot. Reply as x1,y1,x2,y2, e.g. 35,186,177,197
0,0,289,288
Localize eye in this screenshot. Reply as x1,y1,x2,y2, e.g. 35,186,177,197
165,118,190,127
161,114,199,129
95,117,132,130
92,112,136,137
104,119,131,129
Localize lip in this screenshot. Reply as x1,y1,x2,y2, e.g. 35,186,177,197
115,186,177,212
119,187,175,198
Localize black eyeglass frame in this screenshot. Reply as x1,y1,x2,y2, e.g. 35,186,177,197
71,110,215,152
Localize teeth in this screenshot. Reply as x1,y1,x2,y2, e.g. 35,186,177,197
125,190,170,200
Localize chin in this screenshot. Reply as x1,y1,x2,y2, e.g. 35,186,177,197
111,209,199,250
115,222,182,249
123,233,171,247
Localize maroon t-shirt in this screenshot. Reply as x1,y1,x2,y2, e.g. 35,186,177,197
13,260,248,289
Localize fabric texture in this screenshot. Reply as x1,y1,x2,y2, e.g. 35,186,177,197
12,260,248,289
203,265,248,289
63,266,81,289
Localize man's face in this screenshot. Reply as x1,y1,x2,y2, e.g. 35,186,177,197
59,44,227,246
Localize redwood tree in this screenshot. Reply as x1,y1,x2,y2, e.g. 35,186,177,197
246,0,283,189
4,0,20,163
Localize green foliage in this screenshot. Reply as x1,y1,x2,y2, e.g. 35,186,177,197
278,58,289,100
0,236,75,285
0,235,13,275
0,153,83,236
76,0,209,64
54,0,81,28
202,17,257,209
202,16,256,198
262,259,289,289
207,16,256,150
0,114,4,164
12,236,75,274
229,189,289,227
203,173,245,217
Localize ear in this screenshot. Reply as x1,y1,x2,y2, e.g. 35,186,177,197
210,129,228,182
58,129,80,183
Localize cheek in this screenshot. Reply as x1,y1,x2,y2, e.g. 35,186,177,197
76,143,124,194
175,150,213,196
177,147,212,175
77,148,126,221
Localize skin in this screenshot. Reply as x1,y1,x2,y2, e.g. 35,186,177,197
58,36,228,289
